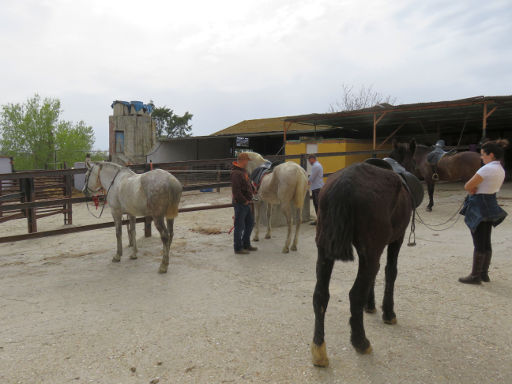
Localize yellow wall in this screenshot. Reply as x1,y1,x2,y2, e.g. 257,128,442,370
285,139,392,178
284,142,306,166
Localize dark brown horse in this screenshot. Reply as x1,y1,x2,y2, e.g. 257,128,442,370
390,140,481,211
311,162,418,367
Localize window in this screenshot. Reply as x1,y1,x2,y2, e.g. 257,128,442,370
115,131,124,153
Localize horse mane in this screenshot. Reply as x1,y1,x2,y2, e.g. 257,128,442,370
97,162,134,175
245,151,265,163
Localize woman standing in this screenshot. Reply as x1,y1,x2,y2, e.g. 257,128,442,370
459,139,508,284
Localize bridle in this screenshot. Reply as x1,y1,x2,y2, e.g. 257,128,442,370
85,164,121,218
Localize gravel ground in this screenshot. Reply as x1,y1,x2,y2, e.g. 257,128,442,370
0,184,511,384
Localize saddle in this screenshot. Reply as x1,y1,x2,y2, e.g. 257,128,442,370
364,158,424,208
250,160,283,189
426,140,457,180
427,140,449,166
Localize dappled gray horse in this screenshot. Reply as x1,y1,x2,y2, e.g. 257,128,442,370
83,160,182,273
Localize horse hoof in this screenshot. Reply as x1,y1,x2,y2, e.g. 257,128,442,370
311,342,329,368
358,345,373,355
364,307,377,314
282,248,289,254
158,266,168,274
253,237,259,242
130,255,138,260
112,257,121,263
265,234,271,239
291,245,297,251
426,207,432,212
353,338,372,354
383,316,397,325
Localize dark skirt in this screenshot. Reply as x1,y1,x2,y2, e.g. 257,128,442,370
460,193,507,233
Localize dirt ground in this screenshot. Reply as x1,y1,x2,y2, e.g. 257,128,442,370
1,184,511,384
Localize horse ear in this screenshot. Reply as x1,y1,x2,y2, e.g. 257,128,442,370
85,154,92,169
409,139,416,154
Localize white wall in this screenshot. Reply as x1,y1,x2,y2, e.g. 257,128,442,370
147,138,232,163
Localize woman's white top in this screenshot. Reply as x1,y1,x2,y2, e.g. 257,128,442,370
476,161,505,194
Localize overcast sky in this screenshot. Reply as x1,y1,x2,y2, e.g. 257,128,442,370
1,0,511,150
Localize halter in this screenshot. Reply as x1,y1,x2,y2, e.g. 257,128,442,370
85,165,121,218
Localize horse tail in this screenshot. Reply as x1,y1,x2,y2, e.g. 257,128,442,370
166,178,182,219
293,166,308,208
315,172,354,262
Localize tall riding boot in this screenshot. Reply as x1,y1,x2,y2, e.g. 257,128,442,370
481,251,492,282
458,251,484,285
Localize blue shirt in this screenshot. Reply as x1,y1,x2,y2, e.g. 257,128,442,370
309,161,324,190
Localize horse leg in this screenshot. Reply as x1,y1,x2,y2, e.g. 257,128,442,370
112,214,123,262
281,204,292,253
253,201,260,242
349,252,381,354
364,279,377,314
265,203,273,239
129,215,138,259
166,218,175,254
311,248,334,367
382,238,403,324
127,216,134,247
291,207,302,251
426,182,435,211
154,217,170,274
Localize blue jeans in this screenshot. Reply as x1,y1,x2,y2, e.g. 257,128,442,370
233,203,254,251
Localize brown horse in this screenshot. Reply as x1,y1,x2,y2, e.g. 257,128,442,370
311,161,420,367
390,139,481,211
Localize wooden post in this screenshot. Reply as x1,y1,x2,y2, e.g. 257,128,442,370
144,217,152,237
482,102,487,140
373,113,377,151
64,174,73,225
482,102,497,141
373,112,387,156
216,165,221,193
22,178,37,233
0,181,2,218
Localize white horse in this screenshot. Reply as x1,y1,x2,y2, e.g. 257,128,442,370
83,159,182,273
245,152,309,253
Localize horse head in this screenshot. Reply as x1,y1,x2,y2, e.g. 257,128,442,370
83,156,103,196
390,139,417,174
244,151,267,174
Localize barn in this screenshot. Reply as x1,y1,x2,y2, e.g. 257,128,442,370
146,95,512,176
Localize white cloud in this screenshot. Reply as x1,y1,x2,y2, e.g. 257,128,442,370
0,0,511,149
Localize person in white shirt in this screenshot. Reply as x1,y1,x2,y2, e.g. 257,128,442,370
459,139,508,284
308,154,324,225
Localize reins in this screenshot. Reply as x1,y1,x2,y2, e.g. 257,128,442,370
86,168,121,219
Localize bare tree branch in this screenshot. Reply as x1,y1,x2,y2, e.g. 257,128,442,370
329,84,397,112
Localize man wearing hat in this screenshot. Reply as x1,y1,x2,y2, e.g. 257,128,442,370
231,152,258,254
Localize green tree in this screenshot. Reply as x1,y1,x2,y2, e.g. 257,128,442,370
152,106,193,138
55,120,96,166
0,94,96,170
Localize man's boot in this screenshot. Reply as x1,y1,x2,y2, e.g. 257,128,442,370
458,251,484,285
481,251,492,282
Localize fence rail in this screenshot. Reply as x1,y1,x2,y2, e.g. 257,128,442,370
0,148,393,242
